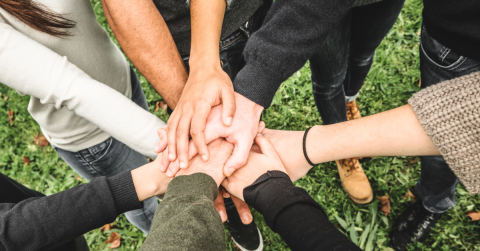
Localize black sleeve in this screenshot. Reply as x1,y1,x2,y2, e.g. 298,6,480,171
0,171,142,251
233,0,356,108
244,171,361,251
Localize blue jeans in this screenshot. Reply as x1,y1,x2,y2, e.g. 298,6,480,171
415,25,480,213
54,67,157,234
309,0,405,125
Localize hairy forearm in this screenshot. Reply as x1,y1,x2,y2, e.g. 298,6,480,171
189,0,226,68
308,104,439,164
101,0,187,109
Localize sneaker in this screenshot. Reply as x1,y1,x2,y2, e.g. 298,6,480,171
335,100,373,204
391,200,444,251
226,205,263,251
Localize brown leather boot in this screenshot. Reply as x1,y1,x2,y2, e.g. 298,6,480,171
335,100,373,204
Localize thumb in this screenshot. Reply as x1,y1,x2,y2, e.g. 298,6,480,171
257,121,266,134
221,89,236,127
223,140,250,176
254,134,277,157
154,128,168,153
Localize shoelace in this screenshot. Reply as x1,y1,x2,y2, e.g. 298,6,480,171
341,158,361,177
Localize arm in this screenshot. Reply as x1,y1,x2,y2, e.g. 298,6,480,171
222,135,361,250
234,0,356,108
101,0,188,109
0,23,164,159
0,160,170,251
141,139,233,251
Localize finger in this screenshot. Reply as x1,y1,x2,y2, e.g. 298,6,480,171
160,146,171,173
214,187,227,222
223,140,250,176
190,105,211,162
257,121,266,134
166,159,181,178
250,143,261,154
221,88,236,127
231,195,252,224
254,134,277,157
166,112,179,161
154,128,168,153
176,112,193,169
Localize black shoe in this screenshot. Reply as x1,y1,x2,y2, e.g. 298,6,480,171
391,200,444,251
226,205,263,251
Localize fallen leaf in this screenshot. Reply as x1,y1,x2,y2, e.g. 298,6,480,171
418,79,422,87
403,190,416,201
74,175,83,182
109,238,121,249
100,224,111,232
147,158,153,163
467,211,480,221
22,156,31,165
105,232,120,244
154,101,168,112
377,194,391,216
8,110,14,124
3,95,8,101
34,135,49,148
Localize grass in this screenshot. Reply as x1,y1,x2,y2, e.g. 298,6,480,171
1,0,480,250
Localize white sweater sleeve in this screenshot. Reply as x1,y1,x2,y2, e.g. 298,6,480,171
0,23,165,159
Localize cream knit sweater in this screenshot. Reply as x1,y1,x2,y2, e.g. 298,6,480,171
409,71,480,194
0,0,165,158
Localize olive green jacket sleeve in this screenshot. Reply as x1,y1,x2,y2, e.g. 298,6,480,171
140,173,225,251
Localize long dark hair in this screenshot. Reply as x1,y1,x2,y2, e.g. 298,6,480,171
0,0,76,37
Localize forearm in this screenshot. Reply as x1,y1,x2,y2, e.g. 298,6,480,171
307,104,439,164
101,0,187,109
141,173,225,251
0,172,141,251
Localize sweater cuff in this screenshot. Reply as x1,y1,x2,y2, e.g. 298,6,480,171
233,64,286,109
107,171,143,214
165,173,219,202
244,171,325,231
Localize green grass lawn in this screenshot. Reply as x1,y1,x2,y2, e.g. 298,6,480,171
1,0,480,250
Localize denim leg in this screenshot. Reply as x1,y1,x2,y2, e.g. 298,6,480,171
54,67,157,234
416,25,480,213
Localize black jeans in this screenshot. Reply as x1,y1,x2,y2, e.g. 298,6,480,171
415,25,480,213
309,0,405,125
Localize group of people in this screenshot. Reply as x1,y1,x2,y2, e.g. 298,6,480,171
0,0,479,250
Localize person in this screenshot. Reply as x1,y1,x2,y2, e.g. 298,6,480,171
0,0,169,233
101,0,271,249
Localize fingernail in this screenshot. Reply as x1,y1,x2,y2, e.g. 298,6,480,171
242,213,252,224
154,145,159,152
219,211,227,221
257,133,262,136
225,117,232,126
202,155,208,161
166,169,172,177
227,167,235,176
169,153,174,160
180,162,186,168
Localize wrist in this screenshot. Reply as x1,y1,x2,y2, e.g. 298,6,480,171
188,53,221,71
132,163,171,201
234,92,264,116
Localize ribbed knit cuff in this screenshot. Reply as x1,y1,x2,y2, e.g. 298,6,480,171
107,171,143,214
233,64,287,109
244,171,325,231
164,173,218,202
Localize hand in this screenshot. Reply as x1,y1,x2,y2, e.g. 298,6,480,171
213,188,253,224
222,134,287,201
259,128,312,181
131,154,172,202
165,65,236,170
176,138,233,187
158,94,264,177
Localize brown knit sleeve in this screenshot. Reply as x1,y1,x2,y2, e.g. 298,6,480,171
408,71,480,194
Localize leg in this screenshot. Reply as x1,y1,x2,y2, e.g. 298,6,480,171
391,24,480,250
54,67,158,234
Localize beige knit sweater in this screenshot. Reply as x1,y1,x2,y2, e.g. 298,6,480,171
409,71,480,194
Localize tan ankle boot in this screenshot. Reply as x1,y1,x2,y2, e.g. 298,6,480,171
335,100,373,204
336,158,373,204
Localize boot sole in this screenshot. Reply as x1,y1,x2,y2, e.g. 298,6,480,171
231,228,264,251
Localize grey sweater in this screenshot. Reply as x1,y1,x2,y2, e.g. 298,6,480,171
409,71,480,194
153,0,262,56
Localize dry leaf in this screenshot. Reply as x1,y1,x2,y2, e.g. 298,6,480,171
467,211,480,221
109,238,121,249
403,190,416,201
418,79,422,87
3,95,8,101
377,194,391,216
22,156,31,165
105,232,120,243
147,158,153,163
8,110,14,124
34,135,49,148
74,175,83,182
100,224,111,232
154,101,168,112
